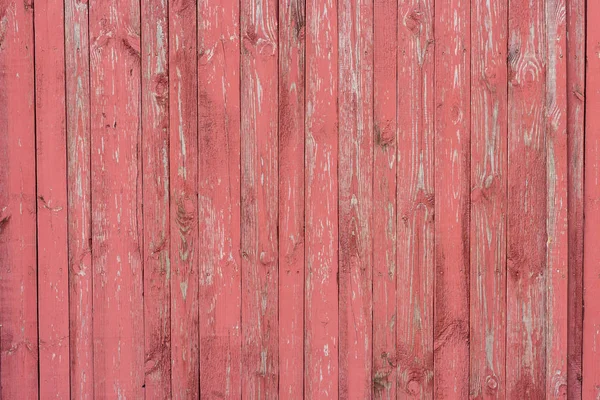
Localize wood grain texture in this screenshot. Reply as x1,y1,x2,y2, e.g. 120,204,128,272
0,1,39,398
506,0,547,397
65,0,94,396
469,0,507,398
89,0,144,396
278,0,305,396
169,0,199,396
198,0,242,396
396,0,435,398
373,0,397,395
545,0,568,397
240,0,279,396
141,0,171,396
34,0,70,395
304,0,339,395
338,0,373,396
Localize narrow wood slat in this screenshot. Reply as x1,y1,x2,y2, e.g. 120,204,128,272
168,0,200,396
278,0,305,395
469,0,508,397
198,0,242,396
65,0,94,396
0,1,39,398
373,0,397,395
506,0,547,396
338,0,374,397
396,0,435,397
304,0,339,394
89,0,145,396
545,0,568,397
141,0,171,396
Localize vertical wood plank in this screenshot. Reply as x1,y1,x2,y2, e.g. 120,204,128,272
278,0,305,395
469,0,508,397
545,0,568,397
198,0,242,396
566,0,585,396
338,0,373,396
396,0,435,397
506,0,547,396
141,0,171,397
65,0,94,396
169,0,199,396
304,0,339,395
35,0,70,395
373,0,397,395
0,1,38,398
240,0,279,394
584,0,600,396
433,0,470,395
89,0,144,396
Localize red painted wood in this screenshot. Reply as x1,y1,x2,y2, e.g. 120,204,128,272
240,0,279,395
373,0,397,395
566,0,585,396
545,0,568,397
0,1,39,398
141,0,171,397
278,0,305,396
304,0,339,395
34,0,70,395
338,0,373,397
168,0,199,396
198,0,242,396
396,0,435,397
584,0,600,396
506,0,547,397
89,0,144,396
469,0,508,397
65,0,93,396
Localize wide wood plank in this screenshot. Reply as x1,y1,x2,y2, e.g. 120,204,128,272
506,0,547,396
169,0,200,396
304,0,339,395
198,0,242,396
396,0,435,397
89,0,144,396
0,1,39,398
141,0,171,396
65,0,94,396
278,0,305,396
469,0,508,397
338,0,374,397
372,0,397,395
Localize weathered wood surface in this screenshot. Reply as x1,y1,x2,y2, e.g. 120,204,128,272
0,0,596,398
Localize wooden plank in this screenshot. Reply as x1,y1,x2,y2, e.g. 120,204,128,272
65,0,94,396
168,0,199,396
141,0,171,397
506,0,546,397
34,0,70,395
545,0,568,397
372,0,397,395
278,0,305,395
566,0,585,396
197,0,242,396
304,0,339,394
240,0,279,395
396,0,435,397
338,0,373,396
433,0,470,396
584,0,600,396
469,0,508,397
0,1,39,398
89,0,144,396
